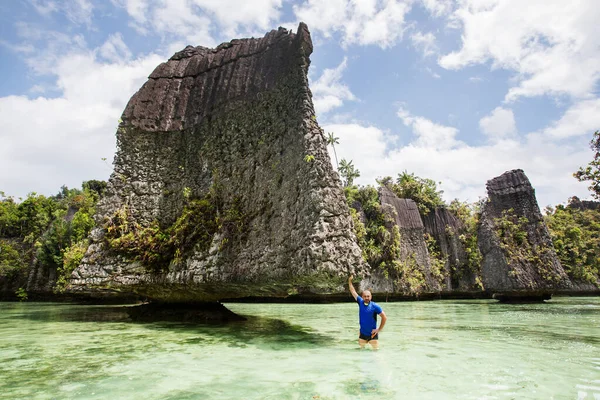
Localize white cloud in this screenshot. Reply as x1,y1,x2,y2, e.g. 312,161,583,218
98,33,132,63
64,0,94,26
311,57,356,115
151,0,216,47
112,0,215,47
411,31,437,57
293,0,413,48
419,0,453,17
9,22,87,75
31,0,94,26
540,99,600,139
122,0,149,23
115,0,283,47
0,36,164,199
325,108,590,207
30,0,59,16
397,106,460,150
191,0,283,37
479,107,517,140
439,0,600,102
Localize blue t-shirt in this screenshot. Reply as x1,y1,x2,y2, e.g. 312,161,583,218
356,296,383,336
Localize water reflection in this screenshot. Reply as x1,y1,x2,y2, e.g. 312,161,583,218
5,302,334,349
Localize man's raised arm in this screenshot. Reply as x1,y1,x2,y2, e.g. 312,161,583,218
348,275,358,300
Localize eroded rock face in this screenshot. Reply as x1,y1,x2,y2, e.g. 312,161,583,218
568,197,600,211
478,169,572,297
422,207,477,291
362,188,441,295
70,24,365,302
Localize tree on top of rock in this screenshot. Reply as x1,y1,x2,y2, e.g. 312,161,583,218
377,171,445,215
574,130,600,199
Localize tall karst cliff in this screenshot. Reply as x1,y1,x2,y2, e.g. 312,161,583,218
478,169,572,299
357,187,443,297
70,24,365,302
422,207,478,292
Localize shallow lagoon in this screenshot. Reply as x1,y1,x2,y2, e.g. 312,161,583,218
1,297,599,399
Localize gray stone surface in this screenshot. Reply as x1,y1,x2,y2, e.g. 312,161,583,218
373,187,441,294
422,207,477,291
70,24,365,302
477,169,572,296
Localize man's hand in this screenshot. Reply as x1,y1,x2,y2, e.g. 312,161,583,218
348,274,358,300
371,328,379,338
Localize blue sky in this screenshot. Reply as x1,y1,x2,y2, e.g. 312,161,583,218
1,0,599,208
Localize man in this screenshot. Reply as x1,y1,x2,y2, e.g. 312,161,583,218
348,275,387,349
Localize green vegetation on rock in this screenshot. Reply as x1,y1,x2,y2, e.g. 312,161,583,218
545,200,600,285
448,199,484,289
378,171,444,215
103,187,248,273
494,208,560,283
0,181,105,293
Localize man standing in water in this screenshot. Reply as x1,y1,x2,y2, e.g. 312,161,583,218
348,275,387,349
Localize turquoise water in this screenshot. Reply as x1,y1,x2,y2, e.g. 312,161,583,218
0,297,599,399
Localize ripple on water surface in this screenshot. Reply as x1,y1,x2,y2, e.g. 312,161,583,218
0,297,599,399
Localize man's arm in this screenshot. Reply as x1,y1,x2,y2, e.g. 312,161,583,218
348,275,358,300
371,311,387,337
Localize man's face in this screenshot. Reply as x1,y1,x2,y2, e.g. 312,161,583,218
362,290,372,304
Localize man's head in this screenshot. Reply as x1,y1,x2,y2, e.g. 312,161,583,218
361,290,372,304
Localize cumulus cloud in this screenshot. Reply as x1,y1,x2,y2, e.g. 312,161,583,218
311,57,356,115
191,0,283,37
293,0,412,48
0,35,164,198
325,107,590,207
540,99,600,139
439,0,600,102
115,0,283,46
397,106,460,150
479,107,517,140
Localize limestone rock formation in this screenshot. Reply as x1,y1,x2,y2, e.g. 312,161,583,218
422,207,478,291
567,196,600,211
477,169,572,299
361,187,441,295
70,24,365,302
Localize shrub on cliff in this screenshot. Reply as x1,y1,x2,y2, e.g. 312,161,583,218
574,130,600,199
377,171,445,215
0,182,104,291
103,189,247,273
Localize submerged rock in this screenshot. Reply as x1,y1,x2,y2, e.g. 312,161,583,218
126,302,246,323
70,24,365,302
478,169,572,300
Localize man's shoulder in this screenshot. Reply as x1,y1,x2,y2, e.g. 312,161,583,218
372,301,383,312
